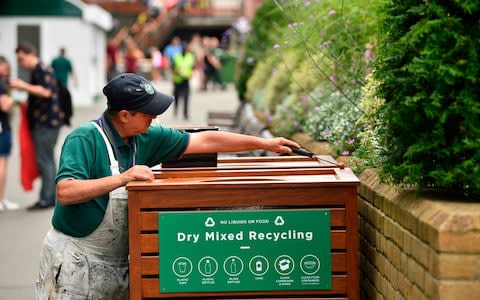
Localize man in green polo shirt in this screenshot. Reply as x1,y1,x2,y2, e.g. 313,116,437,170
51,47,76,87
34,73,300,299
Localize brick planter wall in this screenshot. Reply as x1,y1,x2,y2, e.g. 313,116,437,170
268,129,480,300
358,169,480,300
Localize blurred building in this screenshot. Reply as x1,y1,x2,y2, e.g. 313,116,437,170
0,0,112,106
83,0,262,50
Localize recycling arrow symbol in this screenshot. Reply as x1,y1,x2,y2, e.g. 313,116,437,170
274,216,285,226
205,217,215,227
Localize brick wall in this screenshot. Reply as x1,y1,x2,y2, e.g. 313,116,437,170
358,169,480,300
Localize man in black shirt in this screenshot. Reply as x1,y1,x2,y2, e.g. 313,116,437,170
0,56,18,210
10,43,64,210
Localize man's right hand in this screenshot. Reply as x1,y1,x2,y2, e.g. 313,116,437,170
120,165,154,185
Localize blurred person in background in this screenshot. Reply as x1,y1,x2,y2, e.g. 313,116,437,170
51,47,76,88
202,36,225,91
149,46,164,84
124,37,144,74
0,56,19,211
163,36,182,70
107,27,129,81
172,42,195,120
10,42,64,210
188,33,204,90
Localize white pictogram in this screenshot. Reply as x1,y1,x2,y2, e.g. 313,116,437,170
172,257,193,277
248,255,269,276
278,258,291,271
205,217,215,227
223,256,244,277
300,254,321,275
274,255,295,275
198,256,218,277
274,216,285,226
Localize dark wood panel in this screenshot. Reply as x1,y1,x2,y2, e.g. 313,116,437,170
141,275,348,298
140,231,347,254
140,252,347,276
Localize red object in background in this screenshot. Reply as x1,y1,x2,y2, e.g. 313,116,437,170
165,0,179,9
19,102,39,191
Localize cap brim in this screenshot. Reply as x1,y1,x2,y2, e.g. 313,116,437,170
136,92,174,115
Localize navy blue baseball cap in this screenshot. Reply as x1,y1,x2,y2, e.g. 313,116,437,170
103,73,173,115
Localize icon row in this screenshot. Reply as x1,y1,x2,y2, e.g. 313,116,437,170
172,254,321,278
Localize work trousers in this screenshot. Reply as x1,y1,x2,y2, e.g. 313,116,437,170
32,127,60,206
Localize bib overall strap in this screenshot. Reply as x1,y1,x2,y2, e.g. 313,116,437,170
91,121,118,168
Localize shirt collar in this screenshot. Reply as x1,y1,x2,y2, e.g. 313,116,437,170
101,110,130,149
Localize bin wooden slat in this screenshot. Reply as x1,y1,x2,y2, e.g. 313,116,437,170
217,156,324,163
154,168,336,179
133,187,354,209
140,252,348,276
142,275,348,298
153,156,333,172
140,208,346,231
140,230,347,253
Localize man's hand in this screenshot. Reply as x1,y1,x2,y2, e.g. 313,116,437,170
185,131,301,155
120,165,154,185
262,137,300,154
57,165,155,205
9,79,28,90
9,79,52,98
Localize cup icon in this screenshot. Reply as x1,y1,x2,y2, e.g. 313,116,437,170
178,262,187,273
172,257,192,277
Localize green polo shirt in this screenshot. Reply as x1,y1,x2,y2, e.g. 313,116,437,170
51,55,72,86
52,112,189,237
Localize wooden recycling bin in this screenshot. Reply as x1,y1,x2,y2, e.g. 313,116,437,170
128,156,359,299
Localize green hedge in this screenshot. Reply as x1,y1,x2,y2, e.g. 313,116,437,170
374,0,480,196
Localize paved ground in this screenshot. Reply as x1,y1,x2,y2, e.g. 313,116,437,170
0,79,239,299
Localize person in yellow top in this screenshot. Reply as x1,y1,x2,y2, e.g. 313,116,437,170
171,42,195,120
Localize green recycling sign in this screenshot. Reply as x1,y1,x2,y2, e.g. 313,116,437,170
158,209,332,293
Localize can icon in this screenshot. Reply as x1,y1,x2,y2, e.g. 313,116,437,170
256,260,262,272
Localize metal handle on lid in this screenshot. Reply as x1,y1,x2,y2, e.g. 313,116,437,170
286,145,314,157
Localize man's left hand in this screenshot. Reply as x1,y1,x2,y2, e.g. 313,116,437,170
264,137,300,154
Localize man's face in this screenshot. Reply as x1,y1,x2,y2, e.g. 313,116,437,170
125,111,156,136
16,51,36,70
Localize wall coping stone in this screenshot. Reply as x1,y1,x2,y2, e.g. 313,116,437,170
359,168,480,253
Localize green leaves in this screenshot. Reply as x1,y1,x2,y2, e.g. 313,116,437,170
374,0,480,197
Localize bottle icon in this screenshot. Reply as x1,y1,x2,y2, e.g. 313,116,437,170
230,258,237,274
256,260,262,272
205,259,212,274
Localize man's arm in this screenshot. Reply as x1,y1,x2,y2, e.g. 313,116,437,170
56,165,155,205
9,79,52,98
183,131,300,155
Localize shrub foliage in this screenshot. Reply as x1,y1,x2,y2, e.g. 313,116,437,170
374,0,480,196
